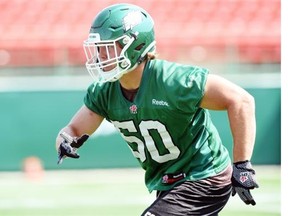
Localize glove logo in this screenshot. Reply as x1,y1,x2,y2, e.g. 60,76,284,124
239,172,249,183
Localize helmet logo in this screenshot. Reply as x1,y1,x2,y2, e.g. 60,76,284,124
122,11,143,32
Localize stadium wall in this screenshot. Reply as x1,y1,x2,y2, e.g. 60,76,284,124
0,82,280,171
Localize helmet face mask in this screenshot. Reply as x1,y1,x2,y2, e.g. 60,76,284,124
84,34,133,82
83,3,156,83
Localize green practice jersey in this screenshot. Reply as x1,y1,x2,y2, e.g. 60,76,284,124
84,59,231,192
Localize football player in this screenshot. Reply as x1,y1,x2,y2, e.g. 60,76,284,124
56,3,258,215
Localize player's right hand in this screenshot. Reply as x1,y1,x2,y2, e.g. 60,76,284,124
57,132,89,165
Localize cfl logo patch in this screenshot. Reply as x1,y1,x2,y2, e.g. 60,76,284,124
129,104,138,114
144,212,156,216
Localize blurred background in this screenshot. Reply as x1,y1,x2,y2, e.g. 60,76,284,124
0,0,281,215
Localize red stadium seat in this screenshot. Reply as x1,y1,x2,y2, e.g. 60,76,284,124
0,0,280,67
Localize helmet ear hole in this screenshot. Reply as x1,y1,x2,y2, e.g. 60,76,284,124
135,43,145,51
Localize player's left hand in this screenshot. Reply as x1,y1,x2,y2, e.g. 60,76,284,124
231,160,259,205
57,132,89,165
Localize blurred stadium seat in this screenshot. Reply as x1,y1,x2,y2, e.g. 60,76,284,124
0,0,280,67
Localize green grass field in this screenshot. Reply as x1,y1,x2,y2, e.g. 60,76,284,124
0,166,280,216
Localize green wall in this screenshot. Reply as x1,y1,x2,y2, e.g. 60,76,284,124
0,88,280,171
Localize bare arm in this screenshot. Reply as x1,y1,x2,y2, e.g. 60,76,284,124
200,74,256,162
55,105,104,151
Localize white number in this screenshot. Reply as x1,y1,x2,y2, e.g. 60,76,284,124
112,120,180,163
112,120,146,162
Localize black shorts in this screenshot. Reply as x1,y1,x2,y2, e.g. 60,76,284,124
141,170,232,216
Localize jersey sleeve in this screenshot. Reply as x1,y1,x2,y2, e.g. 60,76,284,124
179,67,209,110
84,82,108,118
175,66,209,112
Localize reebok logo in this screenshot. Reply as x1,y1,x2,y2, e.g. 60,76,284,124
152,99,169,107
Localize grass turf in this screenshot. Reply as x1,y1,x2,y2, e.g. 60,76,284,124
0,166,280,216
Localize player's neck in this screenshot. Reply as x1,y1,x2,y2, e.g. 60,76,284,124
119,62,145,90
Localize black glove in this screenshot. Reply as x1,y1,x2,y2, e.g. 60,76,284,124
57,132,89,164
231,160,259,205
